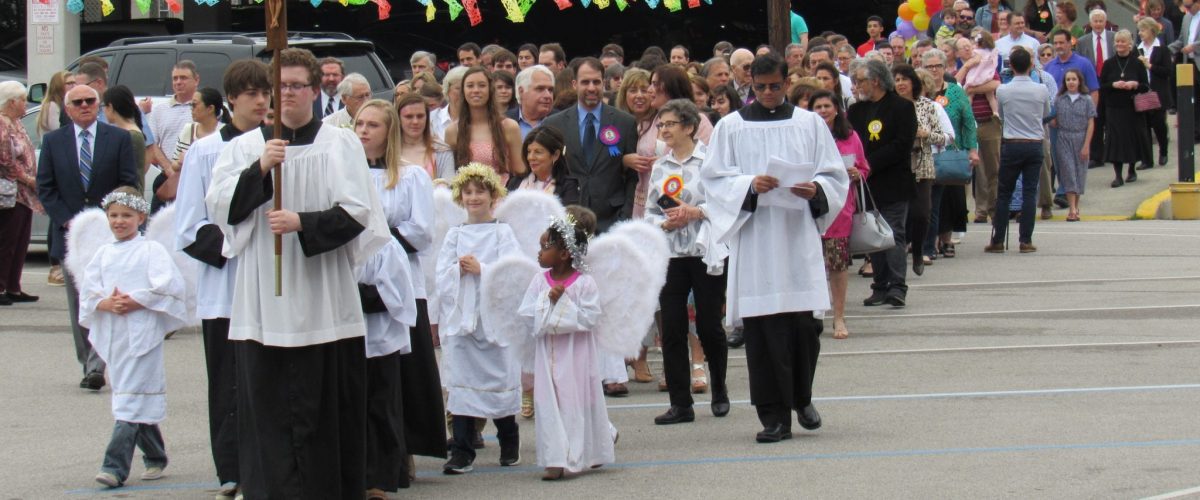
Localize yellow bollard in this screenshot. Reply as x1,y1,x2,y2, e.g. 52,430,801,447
1170,183,1200,220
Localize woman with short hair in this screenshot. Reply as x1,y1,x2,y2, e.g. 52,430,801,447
0,80,43,305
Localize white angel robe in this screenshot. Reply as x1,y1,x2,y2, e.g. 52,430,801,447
370,163,434,302
436,220,523,419
79,236,188,423
358,239,418,358
699,104,850,325
205,122,391,346
174,125,237,319
519,271,615,472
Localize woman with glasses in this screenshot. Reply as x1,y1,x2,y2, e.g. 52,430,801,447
920,48,977,260
644,98,729,424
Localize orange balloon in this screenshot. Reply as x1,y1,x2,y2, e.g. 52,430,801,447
898,3,915,20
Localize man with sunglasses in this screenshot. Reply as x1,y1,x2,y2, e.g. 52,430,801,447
729,48,756,104
700,53,849,444
36,84,139,392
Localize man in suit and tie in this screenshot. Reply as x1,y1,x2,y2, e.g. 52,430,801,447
506,65,556,139
1170,0,1200,141
314,57,346,119
37,84,138,390
1078,9,1116,166
541,57,639,233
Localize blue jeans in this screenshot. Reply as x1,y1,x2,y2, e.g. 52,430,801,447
101,420,168,483
991,142,1042,245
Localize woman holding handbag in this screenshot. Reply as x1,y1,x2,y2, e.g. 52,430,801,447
921,48,977,261
1135,17,1173,169
0,81,43,306
1099,30,1151,187
809,90,870,340
893,64,952,277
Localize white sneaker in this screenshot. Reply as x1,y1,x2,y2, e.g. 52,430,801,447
140,466,164,481
94,471,120,487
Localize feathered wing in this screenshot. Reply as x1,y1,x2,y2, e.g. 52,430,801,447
424,186,467,316
494,189,565,259
65,208,115,280
606,219,671,294
480,255,541,369
585,230,670,358
145,204,202,327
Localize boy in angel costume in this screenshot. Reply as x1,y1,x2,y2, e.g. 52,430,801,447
78,188,188,488
436,163,524,474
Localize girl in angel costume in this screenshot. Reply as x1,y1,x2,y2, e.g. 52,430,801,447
436,163,524,474
481,206,671,480
78,187,188,489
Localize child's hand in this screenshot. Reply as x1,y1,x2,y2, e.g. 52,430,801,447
1079,147,1089,161
459,255,481,275
98,297,117,313
548,284,565,304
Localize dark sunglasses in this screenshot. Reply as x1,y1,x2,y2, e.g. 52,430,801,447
752,82,783,92
70,97,97,107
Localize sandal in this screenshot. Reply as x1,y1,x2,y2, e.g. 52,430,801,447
367,488,388,500
521,390,535,419
657,378,669,392
631,358,654,383
691,364,708,394
859,261,874,278
942,243,955,258
832,320,849,340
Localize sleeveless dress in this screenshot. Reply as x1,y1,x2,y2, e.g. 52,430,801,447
468,140,509,186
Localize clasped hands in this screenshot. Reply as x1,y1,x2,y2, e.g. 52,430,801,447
661,202,703,230
98,288,143,315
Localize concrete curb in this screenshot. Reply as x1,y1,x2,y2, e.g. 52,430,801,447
1134,189,1173,220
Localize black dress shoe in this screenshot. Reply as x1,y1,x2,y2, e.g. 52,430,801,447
1111,178,1124,188
755,423,792,443
1126,171,1138,183
79,377,90,389
912,260,924,276
1159,153,1169,166
85,372,105,391
863,290,888,306
727,328,745,349
1135,162,1153,170
798,404,822,430
0,294,11,306
6,291,38,303
1053,195,1069,209
654,406,695,425
710,392,730,417
884,293,906,308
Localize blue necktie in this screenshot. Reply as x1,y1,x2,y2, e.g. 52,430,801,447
79,130,92,191
582,113,596,160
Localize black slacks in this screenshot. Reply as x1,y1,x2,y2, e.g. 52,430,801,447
742,312,822,429
659,256,728,408
235,337,366,500
365,351,406,491
201,318,238,486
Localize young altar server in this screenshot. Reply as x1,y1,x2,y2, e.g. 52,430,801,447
520,206,616,480
437,163,523,474
353,98,445,491
82,188,188,488
173,59,270,499
205,48,391,498
699,54,849,443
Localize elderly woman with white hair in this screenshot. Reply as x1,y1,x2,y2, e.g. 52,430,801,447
0,80,43,305
1098,29,1151,188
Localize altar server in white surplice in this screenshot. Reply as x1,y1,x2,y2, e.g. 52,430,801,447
700,54,848,444
204,48,390,499
80,188,187,489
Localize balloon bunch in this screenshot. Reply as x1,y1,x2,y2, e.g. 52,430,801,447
895,0,942,39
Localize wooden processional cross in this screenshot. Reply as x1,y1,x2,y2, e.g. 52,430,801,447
266,0,287,296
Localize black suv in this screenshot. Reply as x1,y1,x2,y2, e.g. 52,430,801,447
66,32,394,100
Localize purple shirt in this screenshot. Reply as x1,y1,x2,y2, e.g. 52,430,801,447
1044,53,1101,94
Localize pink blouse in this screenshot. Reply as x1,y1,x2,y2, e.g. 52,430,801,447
0,115,43,213
823,131,870,239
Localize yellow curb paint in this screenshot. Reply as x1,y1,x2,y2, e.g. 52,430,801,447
1134,189,1172,220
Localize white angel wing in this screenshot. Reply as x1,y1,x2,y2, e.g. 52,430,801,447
480,254,541,370
494,189,565,260
606,219,671,292
585,230,669,358
65,208,115,280
145,204,202,327
423,186,467,317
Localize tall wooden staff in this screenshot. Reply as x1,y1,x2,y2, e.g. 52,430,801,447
266,0,287,296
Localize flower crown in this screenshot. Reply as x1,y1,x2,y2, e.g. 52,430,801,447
450,162,507,203
549,213,590,272
101,190,150,215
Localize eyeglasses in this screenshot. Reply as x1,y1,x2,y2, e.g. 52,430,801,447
959,15,974,20
752,82,783,92
279,82,311,93
740,64,752,71
350,92,372,100
656,120,680,129
69,97,97,107
925,64,945,70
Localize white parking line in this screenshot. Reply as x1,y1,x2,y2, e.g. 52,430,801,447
1138,485,1200,500
1034,231,1200,239
726,340,1200,359
910,275,1200,288
845,304,1200,320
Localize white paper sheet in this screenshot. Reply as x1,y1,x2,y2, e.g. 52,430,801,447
759,156,817,210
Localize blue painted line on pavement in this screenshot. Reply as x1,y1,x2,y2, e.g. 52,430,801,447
67,437,1200,494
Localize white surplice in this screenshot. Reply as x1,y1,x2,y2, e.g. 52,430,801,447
358,239,418,358
206,125,391,347
699,107,850,326
436,220,523,419
79,237,188,424
370,164,434,300
519,271,615,472
173,129,236,319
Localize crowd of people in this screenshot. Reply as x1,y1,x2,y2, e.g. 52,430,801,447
0,0,1197,496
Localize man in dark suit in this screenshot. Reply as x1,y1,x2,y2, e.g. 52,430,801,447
540,57,639,234
37,84,138,390
1169,0,1200,140
1077,9,1116,165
